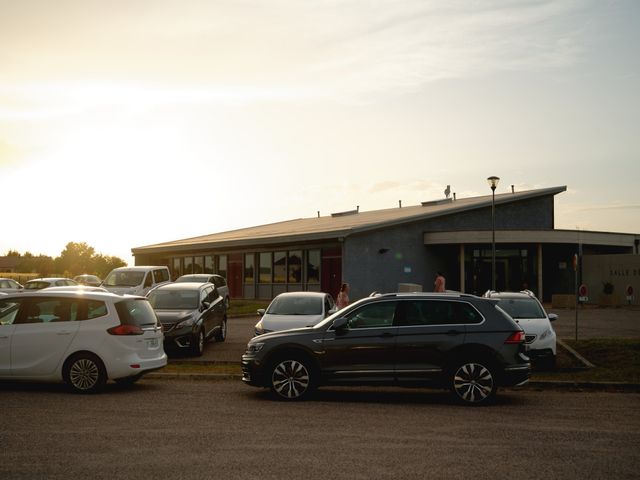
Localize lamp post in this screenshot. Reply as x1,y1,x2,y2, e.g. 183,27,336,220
487,176,500,291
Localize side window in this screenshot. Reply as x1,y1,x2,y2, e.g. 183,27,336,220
399,300,457,326
143,273,152,288
154,269,169,284
17,298,75,324
209,286,219,301
452,302,483,324
0,298,24,325
200,287,210,304
344,301,397,329
86,300,108,320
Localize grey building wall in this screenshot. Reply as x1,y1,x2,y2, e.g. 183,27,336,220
342,196,555,301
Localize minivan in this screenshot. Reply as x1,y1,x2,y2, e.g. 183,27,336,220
102,266,171,296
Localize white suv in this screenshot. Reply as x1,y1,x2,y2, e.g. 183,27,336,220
484,290,557,369
0,291,167,392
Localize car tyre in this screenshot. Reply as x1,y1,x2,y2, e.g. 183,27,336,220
449,359,497,406
63,353,107,394
192,328,205,357
215,317,227,342
269,356,316,401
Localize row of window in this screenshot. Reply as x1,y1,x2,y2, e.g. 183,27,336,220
172,255,227,280
0,297,107,324
244,250,320,284
170,249,323,285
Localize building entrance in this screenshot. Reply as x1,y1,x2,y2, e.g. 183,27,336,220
465,246,537,296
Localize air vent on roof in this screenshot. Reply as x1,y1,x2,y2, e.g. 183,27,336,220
421,198,454,207
331,206,360,217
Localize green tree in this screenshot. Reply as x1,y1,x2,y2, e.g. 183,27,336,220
56,242,96,275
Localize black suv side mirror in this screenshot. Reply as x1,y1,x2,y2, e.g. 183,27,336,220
332,317,349,331
201,301,210,312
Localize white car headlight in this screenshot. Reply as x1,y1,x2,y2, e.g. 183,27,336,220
539,327,553,340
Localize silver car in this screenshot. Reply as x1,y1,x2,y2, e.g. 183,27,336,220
0,278,24,293
254,291,337,336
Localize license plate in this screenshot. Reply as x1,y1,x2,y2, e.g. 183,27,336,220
147,338,159,348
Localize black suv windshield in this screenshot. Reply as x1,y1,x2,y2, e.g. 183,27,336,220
147,290,199,310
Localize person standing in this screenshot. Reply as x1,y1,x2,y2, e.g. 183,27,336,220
336,283,350,309
434,272,446,292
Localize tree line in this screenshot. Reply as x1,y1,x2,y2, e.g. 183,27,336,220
4,242,127,278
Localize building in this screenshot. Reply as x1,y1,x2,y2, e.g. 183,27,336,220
132,186,640,303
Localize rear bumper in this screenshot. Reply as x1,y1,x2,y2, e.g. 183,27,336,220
501,363,531,387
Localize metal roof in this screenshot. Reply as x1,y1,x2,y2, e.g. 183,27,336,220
132,186,567,254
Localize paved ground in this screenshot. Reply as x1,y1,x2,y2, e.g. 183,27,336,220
547,305,640,340
1,379,638,480
176,306,640,365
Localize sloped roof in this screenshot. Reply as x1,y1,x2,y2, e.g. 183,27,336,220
132,186,567,254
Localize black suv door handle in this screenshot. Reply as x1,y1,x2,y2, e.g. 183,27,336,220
446,330,462,336
379,332,394,338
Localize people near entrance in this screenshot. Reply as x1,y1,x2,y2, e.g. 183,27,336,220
337,283,350,309
434,272,446,292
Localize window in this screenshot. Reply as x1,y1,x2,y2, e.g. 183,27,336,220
288,251,302,283
143,273,152,288
153,268,169,284
273,251,286,283
344,301,397,329
172,258,181,279
0,298,24,325
399,300,483,326
307,249,320,284
183,257,194,275
115,299,159,327
204,256,214,274
194,256,204,274
244,254,255,283
86,300,107,319
259,252,272,283
218,255,227,278
17,298,76,324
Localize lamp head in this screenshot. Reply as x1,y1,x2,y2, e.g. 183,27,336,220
487,176,500,191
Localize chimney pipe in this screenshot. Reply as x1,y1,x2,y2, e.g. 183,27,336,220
357,205,360,213
317,211,320,218
453,193,456,201
511,185,515,194
399,200,402,208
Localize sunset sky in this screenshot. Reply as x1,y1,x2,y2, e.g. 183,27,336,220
1,0,638,265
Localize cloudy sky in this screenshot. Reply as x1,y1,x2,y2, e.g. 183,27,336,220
1,0,638,264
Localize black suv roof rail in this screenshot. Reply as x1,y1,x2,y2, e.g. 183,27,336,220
375,291,478,300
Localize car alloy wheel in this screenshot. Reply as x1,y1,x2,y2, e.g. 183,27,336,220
215,318,227,342
64,353,106,393
192,329,205,356
271,359,312,400
452,361,496,405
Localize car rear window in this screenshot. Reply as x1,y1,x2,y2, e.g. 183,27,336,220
266,295,323,315
495,298,545,319
115,299,159,327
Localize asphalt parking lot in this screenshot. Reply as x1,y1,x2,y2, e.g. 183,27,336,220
1,378,638,480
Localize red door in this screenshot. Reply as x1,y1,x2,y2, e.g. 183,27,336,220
322,255,342,299
228,254,243,299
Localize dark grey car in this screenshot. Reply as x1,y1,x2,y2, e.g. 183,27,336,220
242,292,530,405
147,282,227,356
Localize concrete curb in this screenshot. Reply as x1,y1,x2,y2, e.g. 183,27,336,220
147,372,640,392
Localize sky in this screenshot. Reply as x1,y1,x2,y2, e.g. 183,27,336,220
1,0,639,265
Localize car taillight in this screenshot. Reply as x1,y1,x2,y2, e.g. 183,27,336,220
107,324,144,335
504,331,525,344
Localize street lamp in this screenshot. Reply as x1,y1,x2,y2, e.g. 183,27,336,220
487,176,500,291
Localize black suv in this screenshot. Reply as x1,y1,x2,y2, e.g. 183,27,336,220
242,292,530,405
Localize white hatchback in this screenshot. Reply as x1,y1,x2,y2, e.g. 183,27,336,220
254,291,338,336
484,290,557,368
0,291,167,392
